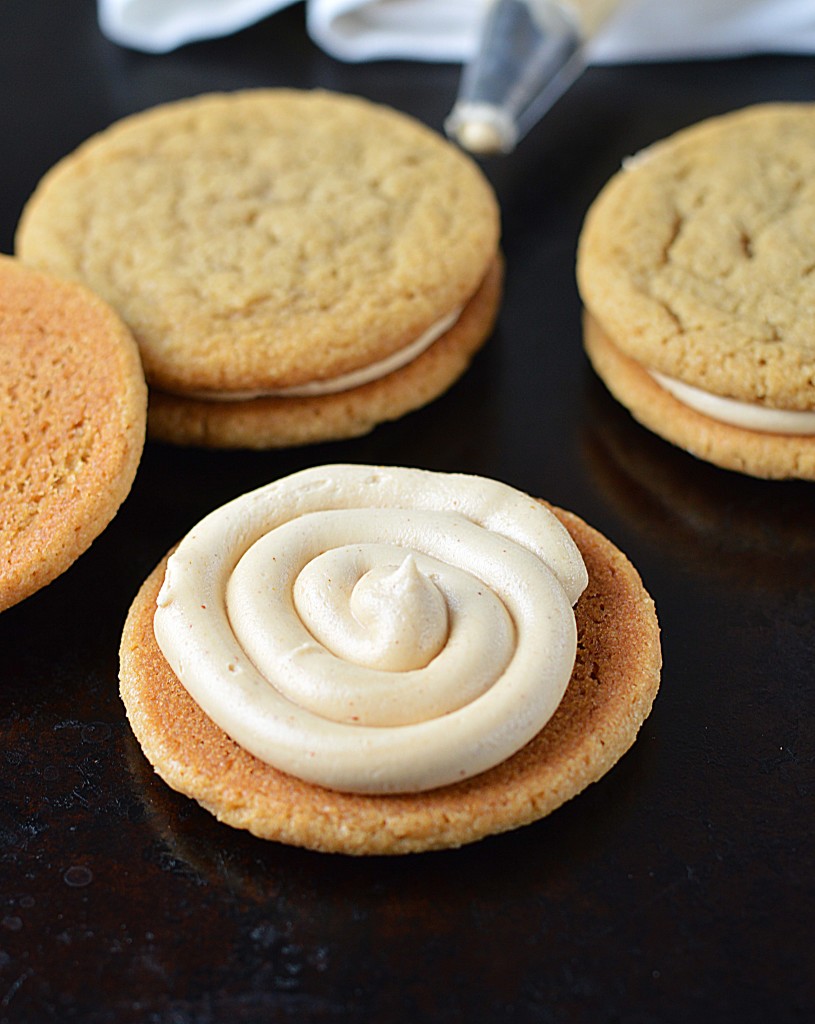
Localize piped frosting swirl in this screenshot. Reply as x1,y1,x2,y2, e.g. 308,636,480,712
153,465,588,793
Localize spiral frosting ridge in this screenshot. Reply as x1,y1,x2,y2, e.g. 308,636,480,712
153,465,588,793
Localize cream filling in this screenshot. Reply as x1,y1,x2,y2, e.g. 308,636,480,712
183,309,461,401
650,370,815,435
153,464,588,794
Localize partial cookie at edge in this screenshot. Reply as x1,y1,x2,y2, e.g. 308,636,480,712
0,255,147,612
577,103,815,410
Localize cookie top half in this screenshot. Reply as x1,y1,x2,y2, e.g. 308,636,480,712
1,256,146,612
16,89,500,396
577,104,815,410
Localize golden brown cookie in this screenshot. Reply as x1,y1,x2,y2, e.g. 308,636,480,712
119,498,661,856
577,104,815,479
16,89,501,447
0,255,146,612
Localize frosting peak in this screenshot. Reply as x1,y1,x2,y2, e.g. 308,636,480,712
345,555,449,672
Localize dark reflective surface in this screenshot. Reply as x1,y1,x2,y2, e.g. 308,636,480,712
1,3,813,1021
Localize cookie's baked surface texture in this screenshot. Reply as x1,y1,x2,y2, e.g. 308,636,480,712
147,255,502,448
119,506,661,855
577,104,815,410
16,89,500,398
0,256,146,612
584,314,815,480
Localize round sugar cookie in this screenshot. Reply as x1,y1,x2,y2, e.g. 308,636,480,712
577,105,815,479
584,314,815,480
0,255,146,612
578,104,815,409
16,89,501,426
147,255,502,448
119,503,661,856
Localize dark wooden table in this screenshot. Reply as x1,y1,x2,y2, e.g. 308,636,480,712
1,2,813,1021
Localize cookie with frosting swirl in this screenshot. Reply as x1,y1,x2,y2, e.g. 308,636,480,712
120,465,661,854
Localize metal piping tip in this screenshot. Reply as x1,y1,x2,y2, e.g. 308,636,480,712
446,0,621,155
446,102,519,154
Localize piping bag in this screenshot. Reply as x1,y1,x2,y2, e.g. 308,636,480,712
445,0,623,155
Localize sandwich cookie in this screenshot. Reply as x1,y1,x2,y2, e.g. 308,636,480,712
16,90,502,448
577,104,815,479
0,256,146,612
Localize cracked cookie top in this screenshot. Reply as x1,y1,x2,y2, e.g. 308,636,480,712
15,90,500,396
577,104,815,410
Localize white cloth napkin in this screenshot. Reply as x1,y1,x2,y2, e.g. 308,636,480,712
98,0,815,62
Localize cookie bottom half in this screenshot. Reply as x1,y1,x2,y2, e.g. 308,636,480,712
119,505,661,856
583,314,815,481
147,257,502,450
